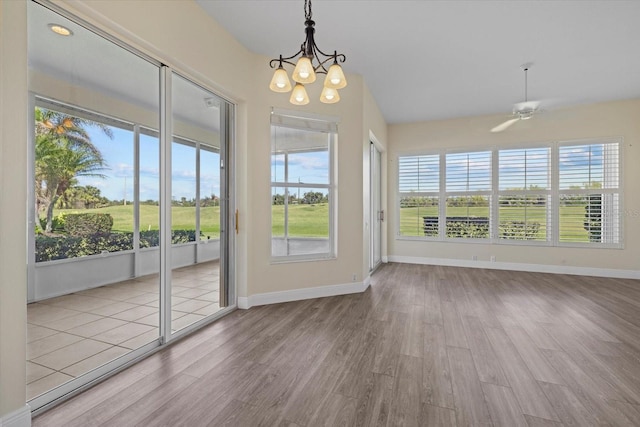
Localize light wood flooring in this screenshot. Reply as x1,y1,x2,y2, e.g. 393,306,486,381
33,263,640,426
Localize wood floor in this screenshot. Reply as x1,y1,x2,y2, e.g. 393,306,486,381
33,263,640,426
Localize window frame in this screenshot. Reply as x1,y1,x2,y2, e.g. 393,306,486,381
496,144,552,245
395,138,623,248
270,110,337,262
555,139,623,249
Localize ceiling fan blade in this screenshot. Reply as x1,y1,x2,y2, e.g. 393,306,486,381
491,118,519,133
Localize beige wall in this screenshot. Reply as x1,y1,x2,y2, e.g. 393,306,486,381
0,0,385,419
245,56,381,293
1,0,28,416
388,98,640,273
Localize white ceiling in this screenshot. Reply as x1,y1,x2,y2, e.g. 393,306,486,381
196,0,640,124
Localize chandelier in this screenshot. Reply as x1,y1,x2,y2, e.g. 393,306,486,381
269,0,347,105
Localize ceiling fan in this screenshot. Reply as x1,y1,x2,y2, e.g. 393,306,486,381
491,64,541,133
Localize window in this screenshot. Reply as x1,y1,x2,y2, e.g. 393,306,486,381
445,151,492,239
398,155,439,237
34,99,137,260
396,140,621,247
33,99,225,261
271,111,336,260
558,142,620,245
498,147,550,241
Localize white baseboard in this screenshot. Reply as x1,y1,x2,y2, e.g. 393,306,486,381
388,255,640,280
382,256,389,263
237,280,370,309
0,405,31,427
363,275,371,288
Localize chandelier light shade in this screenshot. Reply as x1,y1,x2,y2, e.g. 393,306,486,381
269,0,347,105
320,86,340,104
324,62,347,89
290,83,310,105
292,57,316,84
269,64,293,92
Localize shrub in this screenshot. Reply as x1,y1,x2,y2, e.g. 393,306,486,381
64,213,113,236
499,221,541,240
446,220,489,238
35,229,200,262
423,216,490,238
39,213,66,233
139,229,198,247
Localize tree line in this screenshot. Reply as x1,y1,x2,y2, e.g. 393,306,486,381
272,191,328,205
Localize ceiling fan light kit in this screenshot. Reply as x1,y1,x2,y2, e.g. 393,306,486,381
269,0,347,105
491,64,541,132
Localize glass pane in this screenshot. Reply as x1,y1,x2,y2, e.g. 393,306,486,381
271,186,330,257
200,147,220,241
170,73,223,333
499,147,550,191
446,151,492,192
271,186,286,238
171,140,196,242
445,196,490,238
559,193,619,244
286,150,329,185
271,152,286,183
27,0,160,404
399,195,439,237
498,195,549,241
398,155,439,193
139,131,160,247
559,143,619,190
272,126,330,185
34,106,134,258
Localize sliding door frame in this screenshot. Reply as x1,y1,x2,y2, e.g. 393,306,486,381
29,0,237,414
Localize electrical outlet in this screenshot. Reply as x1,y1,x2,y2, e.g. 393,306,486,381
472,255,478,261
490,255,496,262
352,273,357,282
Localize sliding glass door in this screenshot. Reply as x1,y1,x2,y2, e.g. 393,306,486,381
26,0,233,413
169,74,229,335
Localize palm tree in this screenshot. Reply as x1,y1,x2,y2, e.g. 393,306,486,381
35,108,112,233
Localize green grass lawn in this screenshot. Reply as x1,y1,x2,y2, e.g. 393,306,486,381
53,203,330,239
271,203,329,237
54,205,221,239
54,203,591,242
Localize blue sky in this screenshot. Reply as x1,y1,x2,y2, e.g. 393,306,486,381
271,150,330,198
79,126,220,201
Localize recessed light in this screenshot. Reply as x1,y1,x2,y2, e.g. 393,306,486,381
48,24,73,36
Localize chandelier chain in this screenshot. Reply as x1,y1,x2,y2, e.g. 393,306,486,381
305,0,312,21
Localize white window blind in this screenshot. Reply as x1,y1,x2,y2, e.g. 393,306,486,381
446,151,492,192
445,151,492,239
498,147,551,241
396,139,621,247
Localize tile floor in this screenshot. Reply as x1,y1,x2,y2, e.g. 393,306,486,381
26,261,221,400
